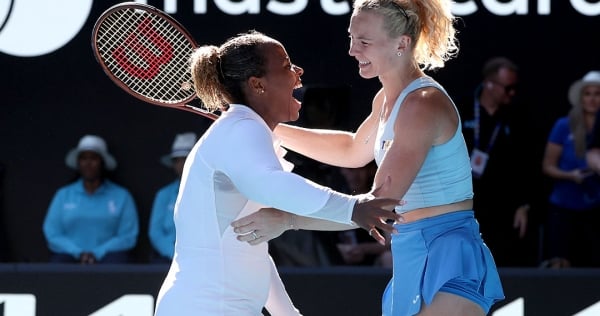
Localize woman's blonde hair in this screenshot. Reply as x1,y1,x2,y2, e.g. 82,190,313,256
568,103,588,158
352,0,459,71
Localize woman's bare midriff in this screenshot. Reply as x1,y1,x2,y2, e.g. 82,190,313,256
397,199,473,223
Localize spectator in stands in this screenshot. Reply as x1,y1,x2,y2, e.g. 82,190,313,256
148,132,197,263
457,56,540,267
42,135,139,264
542,70,600,268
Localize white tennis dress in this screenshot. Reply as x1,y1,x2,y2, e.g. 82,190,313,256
154,104,360,316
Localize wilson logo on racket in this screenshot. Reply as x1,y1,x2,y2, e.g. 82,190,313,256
93,2,218,120
112,17,173,80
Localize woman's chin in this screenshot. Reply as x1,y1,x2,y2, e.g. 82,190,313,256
287,100,302,122
287,110,301,122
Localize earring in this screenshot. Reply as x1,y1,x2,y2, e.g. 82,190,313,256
397,51,402,57
257,89,265,94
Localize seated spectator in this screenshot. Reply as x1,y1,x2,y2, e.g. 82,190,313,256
42,135,139,264
148,132,197,263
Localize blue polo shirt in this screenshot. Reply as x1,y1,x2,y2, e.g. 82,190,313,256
43,179,139,259
148,179,179,259
547,117,600,209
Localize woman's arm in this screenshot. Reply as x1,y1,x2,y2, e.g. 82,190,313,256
231,208,358,245
232,204,398,246
543,142,586,183
43,190,82,258
273,89,384,168
232,208,358,245
587,148,600,174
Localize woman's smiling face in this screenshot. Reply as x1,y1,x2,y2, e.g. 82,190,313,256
348,11,398,80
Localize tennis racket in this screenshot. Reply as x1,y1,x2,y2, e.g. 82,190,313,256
92,2,218,120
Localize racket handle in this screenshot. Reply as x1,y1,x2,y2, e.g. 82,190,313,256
183,104,219,120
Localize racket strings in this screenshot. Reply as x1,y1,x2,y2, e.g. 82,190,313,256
96,7,196,104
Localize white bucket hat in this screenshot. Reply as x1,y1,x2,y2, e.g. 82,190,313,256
65,135,117,170
568,70,600,106
161,132,198,167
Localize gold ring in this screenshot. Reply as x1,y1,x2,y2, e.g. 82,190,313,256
252,232,259,240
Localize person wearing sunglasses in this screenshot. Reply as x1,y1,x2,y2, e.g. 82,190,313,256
457,56,540,267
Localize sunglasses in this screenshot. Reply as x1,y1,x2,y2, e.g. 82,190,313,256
489,80,518,94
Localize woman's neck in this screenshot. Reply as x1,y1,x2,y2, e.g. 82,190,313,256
380,67,423,115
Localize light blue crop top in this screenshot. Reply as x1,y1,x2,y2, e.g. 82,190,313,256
374,76,473,213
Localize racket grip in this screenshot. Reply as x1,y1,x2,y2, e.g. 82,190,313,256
184,104,219,120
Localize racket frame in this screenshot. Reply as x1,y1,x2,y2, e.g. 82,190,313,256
91,2,218,120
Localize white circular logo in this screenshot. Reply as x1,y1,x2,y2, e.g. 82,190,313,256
0,0,93,57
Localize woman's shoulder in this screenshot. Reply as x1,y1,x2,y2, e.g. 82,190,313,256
552,116,570,128
103,180,134,195
373,88,385,104
54,181,78,195
403,84,451,112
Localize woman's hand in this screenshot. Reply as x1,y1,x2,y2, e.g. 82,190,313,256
351,196,402,245
232,208,290,245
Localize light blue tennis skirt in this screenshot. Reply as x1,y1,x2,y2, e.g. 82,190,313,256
382,210,505,315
